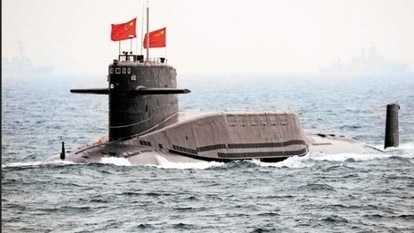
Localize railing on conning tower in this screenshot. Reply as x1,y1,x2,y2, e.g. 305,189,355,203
145,57,167,64
116,51,167,64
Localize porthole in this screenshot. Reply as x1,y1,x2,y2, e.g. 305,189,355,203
115,68,121,74
127,68,131,74
122,68,126,74
110,84,114,89
131,74,136,81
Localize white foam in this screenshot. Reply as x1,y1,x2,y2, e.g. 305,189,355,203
2,161,44,168
396,142,414,151
2,158,74,168
250,148,414,169
154,155,224,170
251,156,315,169
100,157,132,166
306,152,391,162
371,142,414,153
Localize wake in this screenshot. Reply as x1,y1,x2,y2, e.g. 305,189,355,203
3,143,412,170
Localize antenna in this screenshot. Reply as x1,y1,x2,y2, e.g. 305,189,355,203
140,0,145,55
146,0,150,61
129,35,133,53
118,41,121,55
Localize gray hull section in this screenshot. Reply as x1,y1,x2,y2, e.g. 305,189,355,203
67,112,309,164
66,112,383,165
307,133,383,154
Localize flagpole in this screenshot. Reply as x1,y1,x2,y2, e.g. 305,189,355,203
118,41,121,55
146,0,150,61
140,0,145,55
129,36,133,53
165,28,167,63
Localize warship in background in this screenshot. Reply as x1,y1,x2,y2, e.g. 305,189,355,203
319,46,408,75
60,7,400,165
2,42,54,78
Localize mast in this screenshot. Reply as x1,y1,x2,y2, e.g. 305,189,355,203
140,1,145,55
129,36,133,53
145,1,149,61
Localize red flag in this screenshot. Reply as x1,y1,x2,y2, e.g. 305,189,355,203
143,27,166,48
111,18,137,41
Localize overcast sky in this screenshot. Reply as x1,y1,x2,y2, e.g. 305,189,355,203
2,0,414,75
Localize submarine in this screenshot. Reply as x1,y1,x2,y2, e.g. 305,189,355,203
61,9,400,165
62,47,400,165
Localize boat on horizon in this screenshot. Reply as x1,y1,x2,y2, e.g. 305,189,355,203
2,42,54,78
319,46,408,76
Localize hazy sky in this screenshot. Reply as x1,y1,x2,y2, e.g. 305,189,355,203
2,0,414,75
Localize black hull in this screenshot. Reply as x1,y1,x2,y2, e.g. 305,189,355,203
108,63,179,140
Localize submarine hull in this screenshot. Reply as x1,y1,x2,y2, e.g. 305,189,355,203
65,112,383,165
66,112,310,164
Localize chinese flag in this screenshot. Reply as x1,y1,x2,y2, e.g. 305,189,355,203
111,18,137,41
143,27,166,48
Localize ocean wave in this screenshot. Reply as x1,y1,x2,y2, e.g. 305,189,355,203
4,146,412,171
249,148,413,169
251,156,314,169
154,155,225,170
100,157,132,166
393,142,414,151
1,158,74,169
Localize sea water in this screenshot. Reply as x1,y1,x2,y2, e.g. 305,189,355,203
2,72,414,232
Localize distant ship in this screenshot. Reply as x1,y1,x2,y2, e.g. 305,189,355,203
319,46,407,75
60,7,399,165
2,42,54,78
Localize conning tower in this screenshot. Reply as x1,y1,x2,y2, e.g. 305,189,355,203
71,53,190,141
